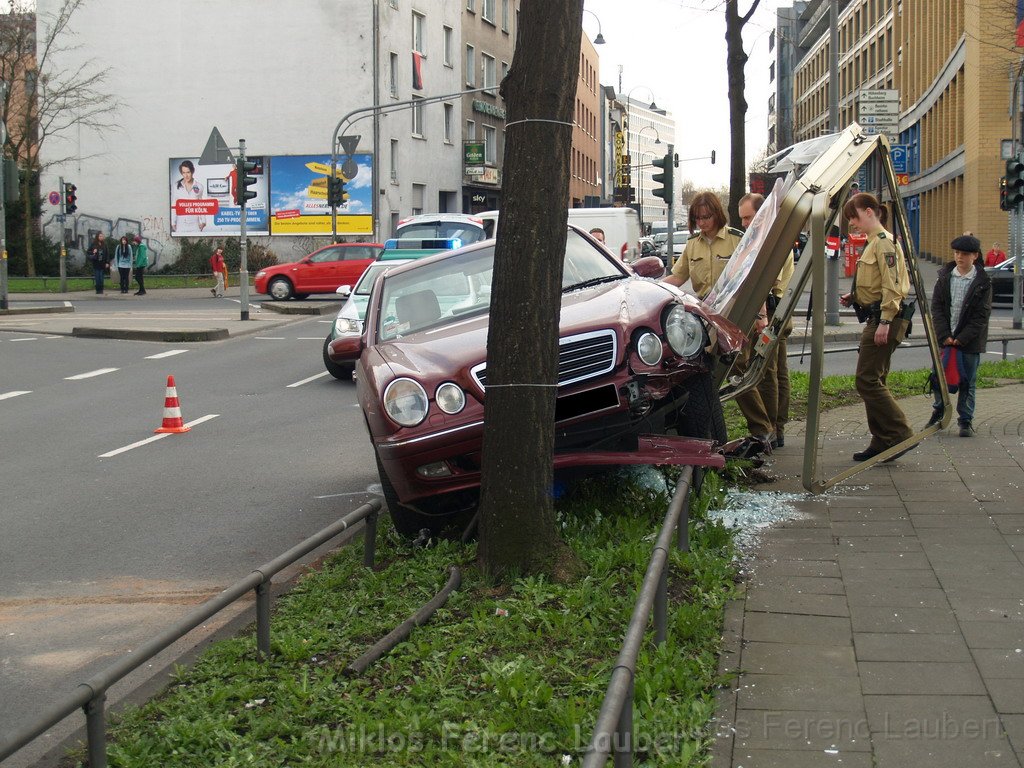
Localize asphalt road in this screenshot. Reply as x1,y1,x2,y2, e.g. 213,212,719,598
0,311,377,766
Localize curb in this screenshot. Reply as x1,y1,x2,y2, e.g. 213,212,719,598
72,327,230,342
259,302,339,316
0,305,74,316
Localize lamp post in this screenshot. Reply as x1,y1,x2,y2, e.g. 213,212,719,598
623,86,658,230
582,9,606,44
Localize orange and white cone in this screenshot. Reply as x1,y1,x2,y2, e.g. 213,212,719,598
155,375,191,434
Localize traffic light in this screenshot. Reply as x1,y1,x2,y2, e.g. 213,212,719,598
328,176,349,208
651,152,674,204
64,183,77,214
1005,156,1024,210
1000,176,1010,212
235,158,258,206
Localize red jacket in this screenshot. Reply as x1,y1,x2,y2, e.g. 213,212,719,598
210,252,225,272
984,249,1006,267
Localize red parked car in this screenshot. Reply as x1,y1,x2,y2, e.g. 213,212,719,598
254,242,383,300
329,227,745,537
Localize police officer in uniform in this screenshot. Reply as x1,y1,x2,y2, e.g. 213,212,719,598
840,192,914,461
663,191,743,298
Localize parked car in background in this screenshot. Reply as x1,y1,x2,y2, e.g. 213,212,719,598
328,226,746,536
986,255,1021,304
474,208,642,264
254,242,382,300
394,213,488,247
322,238,463,379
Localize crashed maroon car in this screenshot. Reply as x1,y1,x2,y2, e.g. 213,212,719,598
329,227,745,536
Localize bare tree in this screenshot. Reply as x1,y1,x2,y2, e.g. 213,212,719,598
725,0,761,227
1,0,119,275
476,0,583,581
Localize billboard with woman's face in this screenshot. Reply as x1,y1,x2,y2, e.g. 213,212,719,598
168,157,270,236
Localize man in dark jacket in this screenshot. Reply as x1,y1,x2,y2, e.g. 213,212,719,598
927,234,992,436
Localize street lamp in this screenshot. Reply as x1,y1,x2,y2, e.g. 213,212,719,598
583,9,606,44
624,85,658,229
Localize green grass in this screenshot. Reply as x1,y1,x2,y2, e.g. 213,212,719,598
72,470,738,767
6,275,255,293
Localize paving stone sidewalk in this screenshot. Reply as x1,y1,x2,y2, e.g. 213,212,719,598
712,382,1024,768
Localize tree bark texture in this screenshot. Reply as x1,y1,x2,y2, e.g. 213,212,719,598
477,0,583,579
725,0,760,227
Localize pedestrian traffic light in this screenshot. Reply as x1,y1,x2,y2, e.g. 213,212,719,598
64,182,77,214
235,159,257,206
1000,176,1010,212
328,176,349,208
1005,157,1024,210
651,152,674,204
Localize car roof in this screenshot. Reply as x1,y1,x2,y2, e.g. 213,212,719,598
396,213,485,227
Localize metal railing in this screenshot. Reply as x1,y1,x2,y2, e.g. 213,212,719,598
582,466,700,768
0,499,381,768
790,335,1024,361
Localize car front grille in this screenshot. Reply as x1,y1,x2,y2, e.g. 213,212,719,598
471,329,617,391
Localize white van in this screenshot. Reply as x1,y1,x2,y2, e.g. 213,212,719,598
477,207,642,262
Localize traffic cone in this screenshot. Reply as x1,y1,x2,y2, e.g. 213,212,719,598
155,375,191,434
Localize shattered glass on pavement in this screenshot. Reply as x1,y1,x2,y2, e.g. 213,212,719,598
707,489,810,551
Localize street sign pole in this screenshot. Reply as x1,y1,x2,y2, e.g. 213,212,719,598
58,175,67,293
0,125,7,311
238,138,250,322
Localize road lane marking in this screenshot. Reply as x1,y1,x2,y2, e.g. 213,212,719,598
287,371,330,388
0,391,31,400
145,349,189,359
65,368,119,380
11,338,39,342
254,336,286,340
98,414,220,458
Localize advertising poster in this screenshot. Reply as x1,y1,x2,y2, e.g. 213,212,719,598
268,153,373,236
168,157,269,236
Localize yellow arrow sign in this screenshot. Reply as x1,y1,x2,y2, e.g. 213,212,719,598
309,177,328,187
305,162,347,179
307,186,328,198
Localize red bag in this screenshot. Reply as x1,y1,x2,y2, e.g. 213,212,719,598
942,346,961,393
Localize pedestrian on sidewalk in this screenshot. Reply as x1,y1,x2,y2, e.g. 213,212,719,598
985,242,1006,267
210,247,226,298
86,233,110,294
133,235,148,295
926,234,992,437
840,192,915,461
114,236,133,294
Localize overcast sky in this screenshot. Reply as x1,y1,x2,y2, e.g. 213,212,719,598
583,0,780,189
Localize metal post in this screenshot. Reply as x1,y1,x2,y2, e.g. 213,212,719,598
255,581,271,657
238,138,250,322
58,175,66,292
1015,204,1022,330
666,143,675,268
676,471,690,553
825,0,841,326
613,676,633,768
84,694,107,768
363,511,378,568
0,150,7,312
654,566,667,646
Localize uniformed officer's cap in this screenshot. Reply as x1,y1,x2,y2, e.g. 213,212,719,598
950,234,981,254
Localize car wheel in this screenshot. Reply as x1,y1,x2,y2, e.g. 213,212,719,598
268,277,294,301
678,371,728,444
375,453,458,538
322,335,354,380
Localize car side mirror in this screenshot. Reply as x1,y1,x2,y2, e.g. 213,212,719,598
337,285,352,298
631,255,666,279
328,335,363,362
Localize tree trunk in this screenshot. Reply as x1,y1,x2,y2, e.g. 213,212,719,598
725,0,761,227
20,175,35,277
477,0,583,580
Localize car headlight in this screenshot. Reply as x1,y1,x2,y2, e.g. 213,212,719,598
255,270,266,278
635,331,663,366
334,317,361,335
664,305,705,358
435,382,466,414
383,378,429,427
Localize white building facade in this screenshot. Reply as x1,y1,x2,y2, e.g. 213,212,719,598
37,0,463,265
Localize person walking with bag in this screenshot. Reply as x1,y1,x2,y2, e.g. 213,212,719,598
839,192,915,461
926,234,992,437
86,233,109,294
114,235,133,294
210,247,226,298
133,235,148,295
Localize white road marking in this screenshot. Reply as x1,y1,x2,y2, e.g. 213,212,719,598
0,391,31,401
254,336,286,340
11,338,38,342
145,349,189,359
98,414,220,458
65,367,119,380
315,490,379,499
64,301,73,308
287,371,330,388
317,319,333,323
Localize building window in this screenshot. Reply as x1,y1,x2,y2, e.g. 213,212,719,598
501,0,509,31
390,139,399,182
482,53,496,93
467,119,475,140
412,96,424,137
389,52,398,98
483,124,497,164
444,103,453,143
466,0,474,11
443,25,453,67
482,0,495,23
412,183,425,216
412,11,425,54
465,44,475,86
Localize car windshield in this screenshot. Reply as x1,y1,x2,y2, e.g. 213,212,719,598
375,230,622,340
396,221,487,245
355,261,409,295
